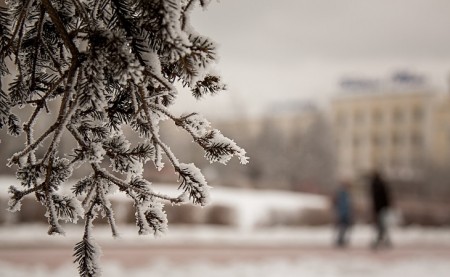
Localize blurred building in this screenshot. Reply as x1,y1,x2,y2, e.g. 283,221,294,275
217,100,320,137
431,96,450,167
332,71,450,180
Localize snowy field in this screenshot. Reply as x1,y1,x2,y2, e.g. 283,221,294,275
1,224,450,248
1,255,450,277
0,225,450,277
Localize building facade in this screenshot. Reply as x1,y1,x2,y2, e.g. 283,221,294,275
331,77,450,180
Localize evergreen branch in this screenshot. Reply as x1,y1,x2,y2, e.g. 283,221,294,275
41,156,72,235
1,1,247,275
41,78,79,163
148,102,177,121
30,6,46,91
82,183,97,207
181,0,198,31
22,71,70,162
23,8,49,161
143,69,177,94
176,163,210,206
7,183,45,211
92,0,103,19
23,101,43,162
136,86,180,168
41,37,65,77
128,186,170,237
192,74,225,98
40,69,81,234
52,194,83,223
183,0,197,14
93,164,183,204
72,176,94,197
0,0,33,57
148,103,202,143
74,203,101,277
130,83,140,114
8,122,58,165
45,189,65,235
67,124,182,204
132,195,149,235
13,0,35,61
41,0,79,59
9,0,83,165
148,104,247,164
69,0,91,24
97,182,119,237
7,114,21,136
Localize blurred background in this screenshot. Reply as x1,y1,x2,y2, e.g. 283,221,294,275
1,0,450,276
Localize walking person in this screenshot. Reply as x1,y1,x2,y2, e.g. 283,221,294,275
333,180,353,247
369,170,392,249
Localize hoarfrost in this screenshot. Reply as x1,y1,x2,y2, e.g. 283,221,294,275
142,51,162,75
178,163,211,206
89,142,106,163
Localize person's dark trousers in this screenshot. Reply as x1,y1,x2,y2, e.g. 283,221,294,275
373,209,391,249
336,221,351,247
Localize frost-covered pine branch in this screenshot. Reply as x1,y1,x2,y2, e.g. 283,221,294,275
0,0,247,276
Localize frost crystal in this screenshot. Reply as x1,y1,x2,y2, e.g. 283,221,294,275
0,0,247,276
178,163,211,206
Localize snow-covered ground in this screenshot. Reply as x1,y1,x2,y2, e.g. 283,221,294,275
0,225,450,276
0,249,449,277
1,176,450,276
1,224,450,248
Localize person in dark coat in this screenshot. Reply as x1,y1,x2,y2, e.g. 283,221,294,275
369,170,392,249
333,180,353,247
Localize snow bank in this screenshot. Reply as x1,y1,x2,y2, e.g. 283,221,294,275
0,176,327,230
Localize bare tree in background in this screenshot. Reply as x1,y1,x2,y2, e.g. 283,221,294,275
241,113,336,192
246,118,289,189
287,113,336,193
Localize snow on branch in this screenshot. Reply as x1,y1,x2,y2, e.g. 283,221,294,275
177,162,211,206
0,0,247,275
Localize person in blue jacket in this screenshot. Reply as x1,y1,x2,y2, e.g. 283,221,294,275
333,180,353,247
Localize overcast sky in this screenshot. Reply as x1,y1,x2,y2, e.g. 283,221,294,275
173,0,450,119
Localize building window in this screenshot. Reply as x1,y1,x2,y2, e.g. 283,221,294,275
373,109,382,124
413,106,423,122
353,136,361,148
390,156,399,168
372,134,382,146
393,108,404,123
354,110,364,125
392,132,403,145
411,133,423,146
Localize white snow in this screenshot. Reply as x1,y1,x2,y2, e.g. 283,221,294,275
209,186,326,230
1,175,326,230
0,252,449,277
205,129,249,164
0,225,449,276
1,224,450,248
89,142,106,163
182,113,211,137
178,163,210,206
142,51,162,76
